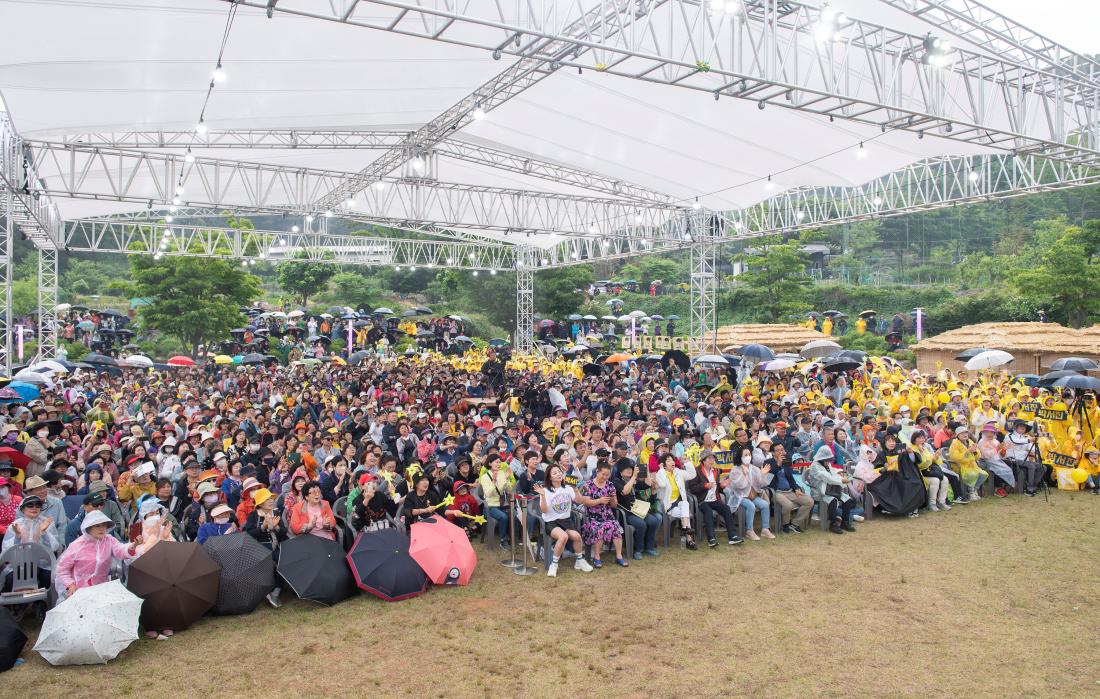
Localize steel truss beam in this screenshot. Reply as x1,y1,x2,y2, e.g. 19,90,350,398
36,247,58,361
0,183,12,373
515,246,538,352
25,141,683,236
881,0,1100,84
1,115,63,250
239,0,1100,166
56,129,672,204
63,219,517,271
309,0,666,210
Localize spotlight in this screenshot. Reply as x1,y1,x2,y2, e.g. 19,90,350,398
968,171,979,182
492,49,502,60
290,226,299,233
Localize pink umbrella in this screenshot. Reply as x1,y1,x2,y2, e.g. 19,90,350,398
166,356,195,367
408,516,478,586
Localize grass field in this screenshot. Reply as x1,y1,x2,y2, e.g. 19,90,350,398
6,492,1099,698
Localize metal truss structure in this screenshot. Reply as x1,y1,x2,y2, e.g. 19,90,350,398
57,129,672,205
64,219,518,271
3,1,1099,357
242,0,1100,166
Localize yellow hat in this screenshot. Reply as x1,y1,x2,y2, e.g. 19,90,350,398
252,488,273,507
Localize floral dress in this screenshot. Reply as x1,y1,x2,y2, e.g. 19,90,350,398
579,480,623,545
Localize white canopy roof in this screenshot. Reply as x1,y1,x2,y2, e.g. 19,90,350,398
0,0,1088,244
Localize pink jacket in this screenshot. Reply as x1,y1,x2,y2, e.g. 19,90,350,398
55,534,135,590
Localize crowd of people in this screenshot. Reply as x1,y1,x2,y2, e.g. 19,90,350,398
1,341,1097,639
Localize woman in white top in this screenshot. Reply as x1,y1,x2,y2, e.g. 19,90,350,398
725,446,775,540
534,465,594,578
653,452,698,550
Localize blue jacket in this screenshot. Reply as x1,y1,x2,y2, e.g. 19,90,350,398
196,520,234,545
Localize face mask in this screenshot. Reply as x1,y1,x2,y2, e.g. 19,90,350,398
0,487,7,497
741,454,752,465
145,514,161,526
37,430,49,439
4,434,16,443
214,516,230,525
202,494,218,505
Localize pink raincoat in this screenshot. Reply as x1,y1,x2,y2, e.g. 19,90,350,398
54,534,136,590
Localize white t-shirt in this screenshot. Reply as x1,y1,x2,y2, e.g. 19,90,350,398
1004,432,1032,462
541,486,575,523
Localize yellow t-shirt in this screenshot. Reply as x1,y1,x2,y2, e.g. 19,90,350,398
667,471,680,501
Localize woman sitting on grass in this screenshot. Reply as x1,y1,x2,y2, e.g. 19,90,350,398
535,465,593,578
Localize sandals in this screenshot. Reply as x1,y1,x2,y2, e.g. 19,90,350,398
615,558,629,567
591,559,603,568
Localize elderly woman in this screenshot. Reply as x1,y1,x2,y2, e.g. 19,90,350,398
725,446,775,540
243,488,287,608
577,461,627,568
805,446,856,534
2,495,60,603
54,510,139,599
976,424,1015,497
614,458,661,560
0,477,21,537
196,503,236,544
289,480,338,541
655,452,697,550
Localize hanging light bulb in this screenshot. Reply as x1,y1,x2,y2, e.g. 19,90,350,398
165,215,174,223
212,63,227,83
184,149,195,164
175,185,185,196
472,105,486,121
194,119,207,135
634,212,643,224
290,225,299,233
693,198,701,210
490,269,497,275
968,170,979,182
873,196,883,206
373,181,386,190
857,142,867,159
305,215,314,223
324,210,333,218
411,156,425,172
765,175,775,190
277,237,286,246
172,196,181,205
472,270,479,277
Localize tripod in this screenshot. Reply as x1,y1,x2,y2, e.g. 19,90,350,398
1018,418,1051,504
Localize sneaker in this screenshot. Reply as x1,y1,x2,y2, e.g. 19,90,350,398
760,528,775,539
707,538,718,548
829,522,845,534
789,523,803,533
266,591,283,609
852,514,865,522
745,530,760,541
499,541,510,551
728,535,743,545
952,497,967,505
907,511,919,518
782,524,796,534
940,503,952,510
928,504,940,512
644,549,659,557
970,493,982,501
574,558,594,573
632,551,644,560
547,561,558,577
994,487,1008,498
842,522,856,532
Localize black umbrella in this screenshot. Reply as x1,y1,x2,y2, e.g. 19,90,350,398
737,344,776,361
241,352,266,365
884,331,903,343
277,535,357,607
100,309,125,318
955,348,990,361
637,354,663,364
0,606,26,672
415,306,433,315
838,349,869,362
229,328,247,336
126,541,221,630
581,363,603,377
353,320,370,328
823,310,842,317
1050,357,1099,372
415,329,435,338
82,353,118,366
348,351,372,366
202,533,276,615
858,310,876,318
823,358,861,373
307,335,332,345
1039,369,1081,385
807,311,822,318
1051,375,1100,391
122,343,140,350
661,349,690,371
346,529,428,602
402,309,418,317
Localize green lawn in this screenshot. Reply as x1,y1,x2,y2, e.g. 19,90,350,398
6,492,1099,698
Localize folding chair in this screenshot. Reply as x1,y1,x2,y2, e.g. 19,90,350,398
0,542,56,618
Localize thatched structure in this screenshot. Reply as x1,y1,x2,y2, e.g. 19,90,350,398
910,322,1100,373
709,323,828,353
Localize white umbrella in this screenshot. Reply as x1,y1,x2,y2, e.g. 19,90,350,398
287,310,305,318
271,311,288,318
55,303,72,312
12,370,52,386
123,355,154,368
800,339,841,359
693,354,729,366
31,360,69,375
617,314,633,322
964,350,1014,371
34,580,142,665
628,310,648,318
762,358,797,371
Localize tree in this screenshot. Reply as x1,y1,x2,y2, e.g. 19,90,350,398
328,271,385,311
276,251,337,306
1011,219,1100,327
535,266,593,319
131,256,260,354
734,243,811,322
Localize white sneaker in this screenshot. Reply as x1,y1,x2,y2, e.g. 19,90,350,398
970,493,982,501
547,562,558,577
745,530,760,541
927,504,940,512
852,514,865,522
574,558,594,573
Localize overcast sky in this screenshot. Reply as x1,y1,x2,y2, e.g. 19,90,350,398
992,0,1100,55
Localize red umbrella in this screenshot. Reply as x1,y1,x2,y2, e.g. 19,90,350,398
0,447,31,471
166,356,195,367
408,516,478,586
